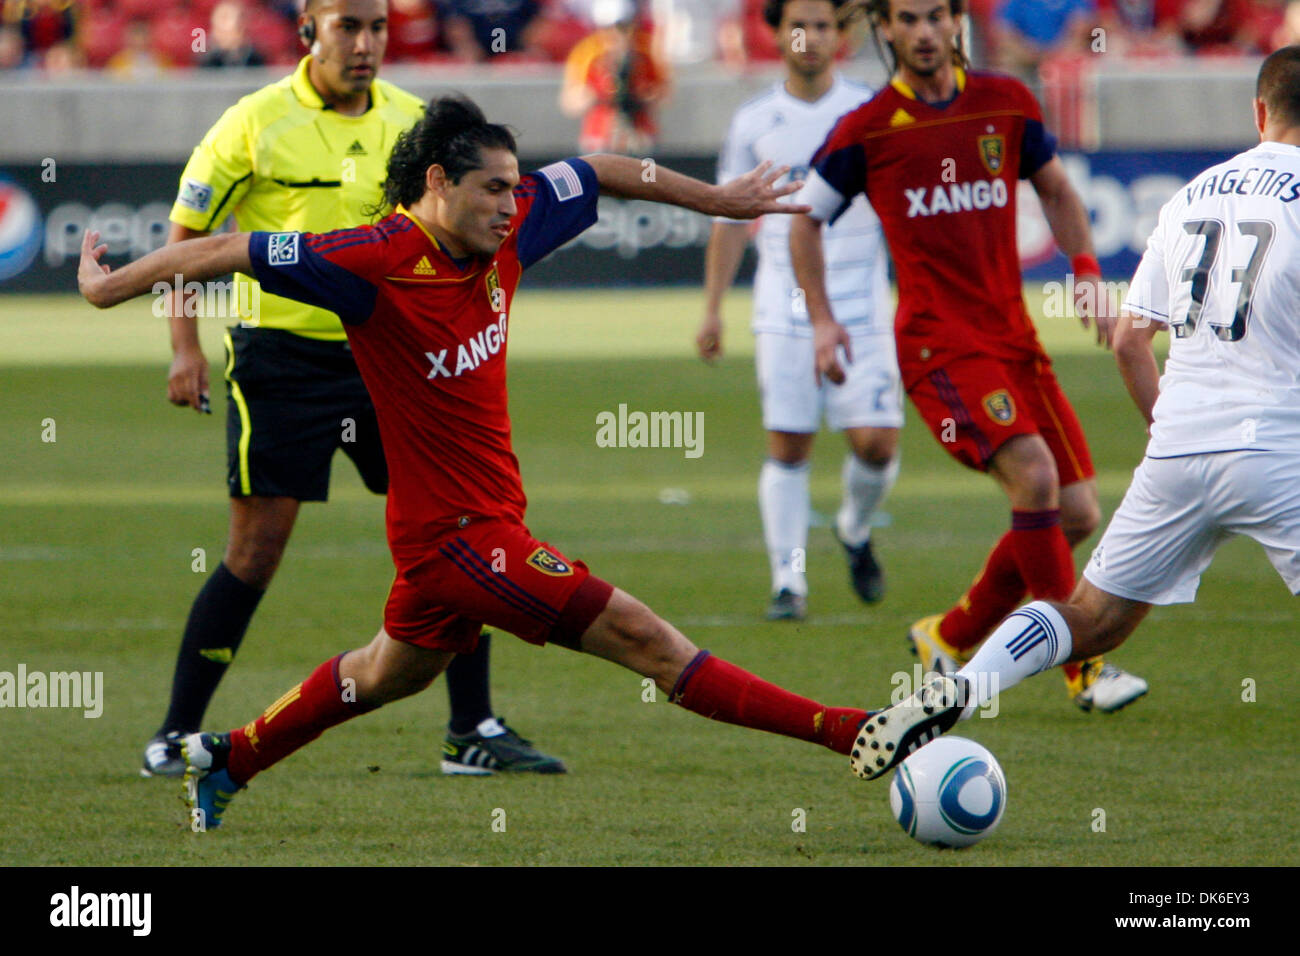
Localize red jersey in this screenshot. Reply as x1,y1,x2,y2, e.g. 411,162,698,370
805,68,1058,386
247,158,600,559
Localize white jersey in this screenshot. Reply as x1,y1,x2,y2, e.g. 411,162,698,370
716,75,890,338
1124,141,1300,458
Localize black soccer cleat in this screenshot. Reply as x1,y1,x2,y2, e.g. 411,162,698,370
836,531,885,604
850,674,969,780
441,718,567,775
765,588,808,621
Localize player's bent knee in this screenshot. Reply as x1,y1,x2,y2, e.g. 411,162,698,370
768,431,815,465
343,632,448,706
224,528,293,587
1007,461,1059,510
223,549,280,589
855,429,899,466
991,437,1059,509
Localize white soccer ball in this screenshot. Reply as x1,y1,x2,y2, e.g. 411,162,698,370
888,736,1007,849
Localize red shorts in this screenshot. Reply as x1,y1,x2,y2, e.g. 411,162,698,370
384,519,615,653
907,354,1094,483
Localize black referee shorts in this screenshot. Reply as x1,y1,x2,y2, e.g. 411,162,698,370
222,326,387,501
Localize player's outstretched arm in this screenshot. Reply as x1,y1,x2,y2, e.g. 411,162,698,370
580,154,810,220
1030,157,1115,348
78,228,252,310
789,212,851,385
1113,309,1163,428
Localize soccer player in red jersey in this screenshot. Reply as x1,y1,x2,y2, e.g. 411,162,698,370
79,96,881,829
789,0,1148,712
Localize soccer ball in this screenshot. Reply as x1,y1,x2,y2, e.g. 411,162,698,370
889,736,1007,849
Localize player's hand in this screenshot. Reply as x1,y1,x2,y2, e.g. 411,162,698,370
77,229,113,308
712,161,812,220
1073,273,1116,349
814,320,852,385
696,314,724,362
168,347,211,413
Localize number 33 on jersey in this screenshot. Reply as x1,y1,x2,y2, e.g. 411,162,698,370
1123,141,1300,458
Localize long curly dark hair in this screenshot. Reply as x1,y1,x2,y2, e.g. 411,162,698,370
369,95,517,217
853,0,970,75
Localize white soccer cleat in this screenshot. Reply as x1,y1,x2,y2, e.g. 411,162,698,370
1071,660,1149,713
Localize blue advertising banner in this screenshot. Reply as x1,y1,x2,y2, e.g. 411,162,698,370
1019,150,1240,280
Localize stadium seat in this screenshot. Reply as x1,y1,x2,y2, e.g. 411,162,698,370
116,0,164,23
189,0,223,21
79,9,129,68
532,13,591,63
245,6,298,65
743,2,780,62
153,7,204,68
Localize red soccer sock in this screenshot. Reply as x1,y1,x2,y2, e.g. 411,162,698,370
669,652,867,755
940,531,1026,651
227,654,374,785
940,509,1074,651
1006,508,1075,601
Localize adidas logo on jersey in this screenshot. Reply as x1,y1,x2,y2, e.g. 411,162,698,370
890,108,915,127
413,256,437,276
346,140,367,156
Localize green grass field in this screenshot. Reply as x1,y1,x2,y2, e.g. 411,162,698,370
0,288,1295,866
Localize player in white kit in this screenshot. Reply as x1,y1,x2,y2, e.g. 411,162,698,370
847,45,1300,776
698,0,901,620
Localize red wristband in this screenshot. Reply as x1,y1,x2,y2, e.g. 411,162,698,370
1071,254,1101,277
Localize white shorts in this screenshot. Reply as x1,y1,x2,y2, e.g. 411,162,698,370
754,330,903,434
1083,449,1300,605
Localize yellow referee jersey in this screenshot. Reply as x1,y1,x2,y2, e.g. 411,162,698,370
169,56,425,339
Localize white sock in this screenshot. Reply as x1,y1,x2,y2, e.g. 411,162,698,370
759,458,810,595
836,452,899,547
955,601,1073,718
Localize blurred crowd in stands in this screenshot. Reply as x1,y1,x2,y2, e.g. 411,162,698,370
3,0,1299,78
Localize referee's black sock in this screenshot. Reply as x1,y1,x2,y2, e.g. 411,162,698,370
157,562,265,735
445,630,494,736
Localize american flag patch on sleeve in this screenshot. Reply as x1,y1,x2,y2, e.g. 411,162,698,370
538,161,583,202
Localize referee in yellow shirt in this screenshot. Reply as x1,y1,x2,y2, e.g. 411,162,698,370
144,0,564,777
